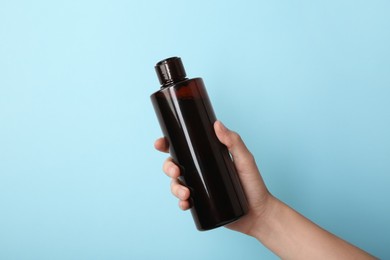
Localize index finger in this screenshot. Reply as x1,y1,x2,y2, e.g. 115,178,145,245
154,137,169,153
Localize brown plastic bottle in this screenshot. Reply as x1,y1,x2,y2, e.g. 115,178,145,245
150,57,248,231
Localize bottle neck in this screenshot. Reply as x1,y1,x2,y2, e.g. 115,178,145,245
160,77,188,89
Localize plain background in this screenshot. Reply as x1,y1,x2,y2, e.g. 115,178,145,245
1,0,389,259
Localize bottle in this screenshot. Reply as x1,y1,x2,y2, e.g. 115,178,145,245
150,57,248,231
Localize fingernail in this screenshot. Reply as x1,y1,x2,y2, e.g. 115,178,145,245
178,188,186,199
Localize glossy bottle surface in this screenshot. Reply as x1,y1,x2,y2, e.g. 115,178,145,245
151,58,248,230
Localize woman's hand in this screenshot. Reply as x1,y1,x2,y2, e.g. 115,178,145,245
154,120,375,259
154,120,272,235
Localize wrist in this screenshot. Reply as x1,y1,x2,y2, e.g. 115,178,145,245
247,194,281,240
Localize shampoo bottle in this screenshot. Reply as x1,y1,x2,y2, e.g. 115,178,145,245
150,57,248,231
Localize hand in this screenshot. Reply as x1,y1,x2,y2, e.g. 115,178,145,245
154,121,375,259
154,120,272,235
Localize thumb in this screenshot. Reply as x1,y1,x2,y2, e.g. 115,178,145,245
214,120,257,174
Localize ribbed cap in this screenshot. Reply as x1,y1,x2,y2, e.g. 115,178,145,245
155,57,187,86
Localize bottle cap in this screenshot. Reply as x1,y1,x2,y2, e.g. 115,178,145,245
155,57,187,86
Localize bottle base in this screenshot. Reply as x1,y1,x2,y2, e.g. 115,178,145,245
195,213,246,231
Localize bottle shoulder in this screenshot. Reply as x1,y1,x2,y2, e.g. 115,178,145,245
151,77,204,97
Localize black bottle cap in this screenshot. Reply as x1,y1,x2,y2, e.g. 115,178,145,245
155,57,187,86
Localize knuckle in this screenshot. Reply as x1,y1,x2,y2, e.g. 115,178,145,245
230,131,242,143
247,151,255,163
162,157,173,172
170,179,181,191
170,182,178,195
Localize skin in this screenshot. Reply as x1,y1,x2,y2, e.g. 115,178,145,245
154,120,376,259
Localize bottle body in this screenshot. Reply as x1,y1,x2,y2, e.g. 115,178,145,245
151,77,248,231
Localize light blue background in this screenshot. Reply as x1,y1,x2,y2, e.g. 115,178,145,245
1,0,389,259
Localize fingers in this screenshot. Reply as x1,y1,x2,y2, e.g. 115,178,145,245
162,157,181,178
214,120,257,173
179,200,191,210
154,137,169,153
171,178,191,210
171,179,190,200
161,156,191,211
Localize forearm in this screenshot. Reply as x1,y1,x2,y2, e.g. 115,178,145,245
250,196,375,260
